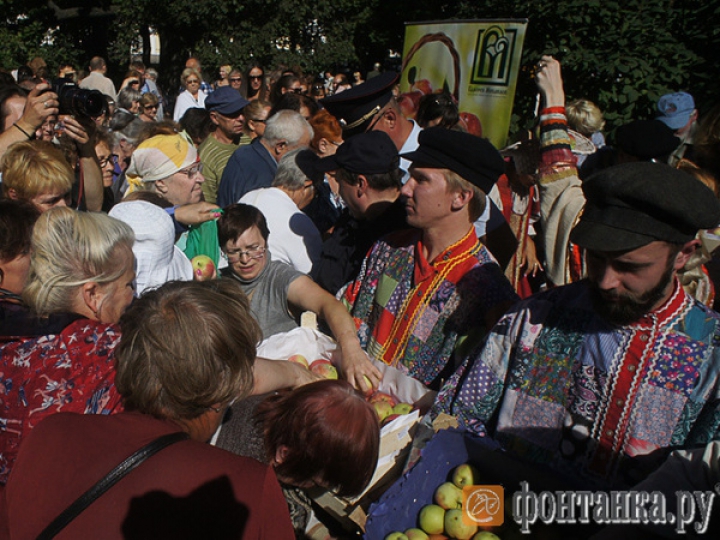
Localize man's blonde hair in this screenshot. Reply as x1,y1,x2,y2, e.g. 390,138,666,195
444,169,487,221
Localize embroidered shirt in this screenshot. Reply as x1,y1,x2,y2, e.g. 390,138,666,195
0,318,123,484
342,228,518,388
434,280,720,488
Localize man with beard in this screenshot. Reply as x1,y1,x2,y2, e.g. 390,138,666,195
433,161,720,491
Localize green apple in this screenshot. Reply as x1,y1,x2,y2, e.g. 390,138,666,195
392,402,414,415
445,508,477,539
472,532,501,540
373,400,394,422
434,481,463,510
404,528,429,540
418,504,445,535
385,533,409,540
452,463,480,488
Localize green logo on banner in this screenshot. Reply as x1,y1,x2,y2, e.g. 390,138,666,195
471,26,517,86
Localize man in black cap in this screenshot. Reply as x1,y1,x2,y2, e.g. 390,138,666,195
320,72,422,181
435,159,720,490
311,131,407,295
199,86,250,204
339,127,518,389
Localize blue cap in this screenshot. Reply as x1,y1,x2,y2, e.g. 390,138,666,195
657,92,695,131
205,87,249,115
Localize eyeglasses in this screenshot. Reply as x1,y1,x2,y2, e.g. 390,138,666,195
248,75,263,80
98,154,117,167
226,245,266,261
179,162,204,180
230,77,242,83
290,87,303,94
186,79,200,84
144,105,158,111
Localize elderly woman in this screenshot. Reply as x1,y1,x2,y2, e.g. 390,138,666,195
138,92,160,123
3,281,295,539
218,204,381,391
239,148,322,273
173,67,206,122
217,379,380,535
117,87,142,115
0,208,135,483
109,200,194,295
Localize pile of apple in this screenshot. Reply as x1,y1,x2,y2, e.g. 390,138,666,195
288,353,338,379
384,463,501,540
367,391,414,427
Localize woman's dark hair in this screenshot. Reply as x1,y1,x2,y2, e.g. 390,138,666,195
0,199,40,284
269,74,300,106
416,92,460,130
256,379,380,496
179,108,212,146
268,93,318,119
217,203,270,247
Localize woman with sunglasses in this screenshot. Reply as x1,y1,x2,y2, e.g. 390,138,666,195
245,62,268,102
173,67,206,122
138,92,160,123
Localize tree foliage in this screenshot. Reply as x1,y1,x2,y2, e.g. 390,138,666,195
1,0,717,141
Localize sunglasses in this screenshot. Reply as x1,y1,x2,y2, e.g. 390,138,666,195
248,75,263,80
186,79,200,84
230,77,242,83
144,105,158,111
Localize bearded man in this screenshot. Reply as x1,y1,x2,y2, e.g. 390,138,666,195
434,160,720,491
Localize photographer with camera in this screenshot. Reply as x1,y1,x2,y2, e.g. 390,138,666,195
1,82,105,212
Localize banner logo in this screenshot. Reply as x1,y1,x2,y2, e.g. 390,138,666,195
463,485,505,526
471,26,517,86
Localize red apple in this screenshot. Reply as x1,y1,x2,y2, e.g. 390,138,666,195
369,391,397,408
374,401,394,422
459,112,483,137
310,359,338,379
191,255,216,281
397,91,423,119
287,354,309,369
382,413,400,426
411,79,433,95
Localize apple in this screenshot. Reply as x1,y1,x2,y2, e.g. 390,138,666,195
373,401,394,422
369,391,397,408
452,463,480,488
310,359,338,379
191,255,216,281
472,533,501,540
385,533,409,540
404,529,429,540
434,481,462,510
418,504,445,535
412,79,433,95
382,413,401,426
427,536,449,540
445,509,478,539
459,112,483,137
392,402,413,415
397,91,423,119
287,354,309,369
362,375,374,396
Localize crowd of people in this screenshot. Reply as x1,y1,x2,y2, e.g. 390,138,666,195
2,50,720,539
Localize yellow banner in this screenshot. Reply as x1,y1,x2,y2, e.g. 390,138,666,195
401,19,528,149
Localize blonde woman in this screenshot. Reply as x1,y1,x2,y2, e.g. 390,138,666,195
0,208,135,483
173,67,206,122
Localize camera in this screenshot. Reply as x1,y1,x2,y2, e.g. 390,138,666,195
51,79,106,117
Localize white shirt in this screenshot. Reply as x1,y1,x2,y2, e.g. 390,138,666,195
239,187,322,273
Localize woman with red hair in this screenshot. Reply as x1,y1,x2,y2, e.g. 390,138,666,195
216,379,380,535
304,109,345,234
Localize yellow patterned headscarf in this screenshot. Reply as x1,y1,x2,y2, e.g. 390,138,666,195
125,132,197,193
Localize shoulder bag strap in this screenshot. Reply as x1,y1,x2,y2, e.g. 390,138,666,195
37,431,190,540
